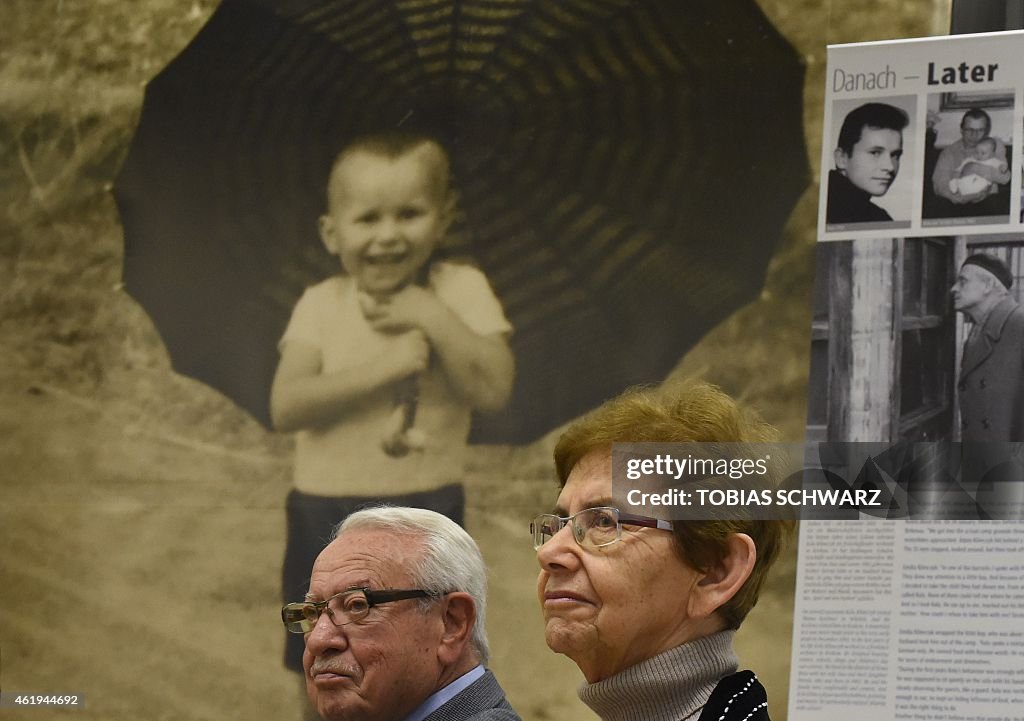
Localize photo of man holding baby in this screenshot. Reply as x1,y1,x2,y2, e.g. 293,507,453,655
923,93,1015,222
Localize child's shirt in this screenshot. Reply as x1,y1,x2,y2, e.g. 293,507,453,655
280,261,511,495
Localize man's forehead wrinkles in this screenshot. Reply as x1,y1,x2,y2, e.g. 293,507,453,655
308,569,376,598
311,535,419,591
316,548,388,572
311,552,392,589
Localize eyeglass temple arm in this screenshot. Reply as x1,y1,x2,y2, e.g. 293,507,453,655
618,512,674,531
368,589,433,605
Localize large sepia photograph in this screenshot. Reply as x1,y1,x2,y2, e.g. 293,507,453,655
1,2,949,720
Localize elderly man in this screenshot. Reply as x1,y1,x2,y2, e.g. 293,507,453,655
952,254,1024,442
283,506,521,721
931,108,1011,216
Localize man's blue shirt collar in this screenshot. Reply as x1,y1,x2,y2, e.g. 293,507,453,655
401,664,486,721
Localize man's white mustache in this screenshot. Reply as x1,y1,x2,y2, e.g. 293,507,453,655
310,658,362,682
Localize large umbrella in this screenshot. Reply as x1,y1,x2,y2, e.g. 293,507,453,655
115,0,807,444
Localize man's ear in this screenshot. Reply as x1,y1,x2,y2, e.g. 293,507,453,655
983,274,999,296
686,533,756,621
436,592,477,666
834,147,849,173
318,215,338,255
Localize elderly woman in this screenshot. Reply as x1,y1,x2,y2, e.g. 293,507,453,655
533,382,793,721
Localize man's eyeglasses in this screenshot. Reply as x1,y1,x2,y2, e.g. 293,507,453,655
530,506,674,550
281,587,435,634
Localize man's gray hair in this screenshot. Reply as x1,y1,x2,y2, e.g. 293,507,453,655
334,506,490,663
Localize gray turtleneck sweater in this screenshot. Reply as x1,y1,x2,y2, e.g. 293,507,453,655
577,631,739,721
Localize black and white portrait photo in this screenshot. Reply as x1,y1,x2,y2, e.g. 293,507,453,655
825,95,917,231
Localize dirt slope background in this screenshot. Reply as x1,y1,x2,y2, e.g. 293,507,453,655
1,2,944,719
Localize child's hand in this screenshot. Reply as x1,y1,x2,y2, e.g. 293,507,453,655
388,330,430,378
360,285,440,333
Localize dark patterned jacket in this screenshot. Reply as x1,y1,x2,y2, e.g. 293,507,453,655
422,670,521,721
698,671,770,721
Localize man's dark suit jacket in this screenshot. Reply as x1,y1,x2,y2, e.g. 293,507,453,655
422,670,521,721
